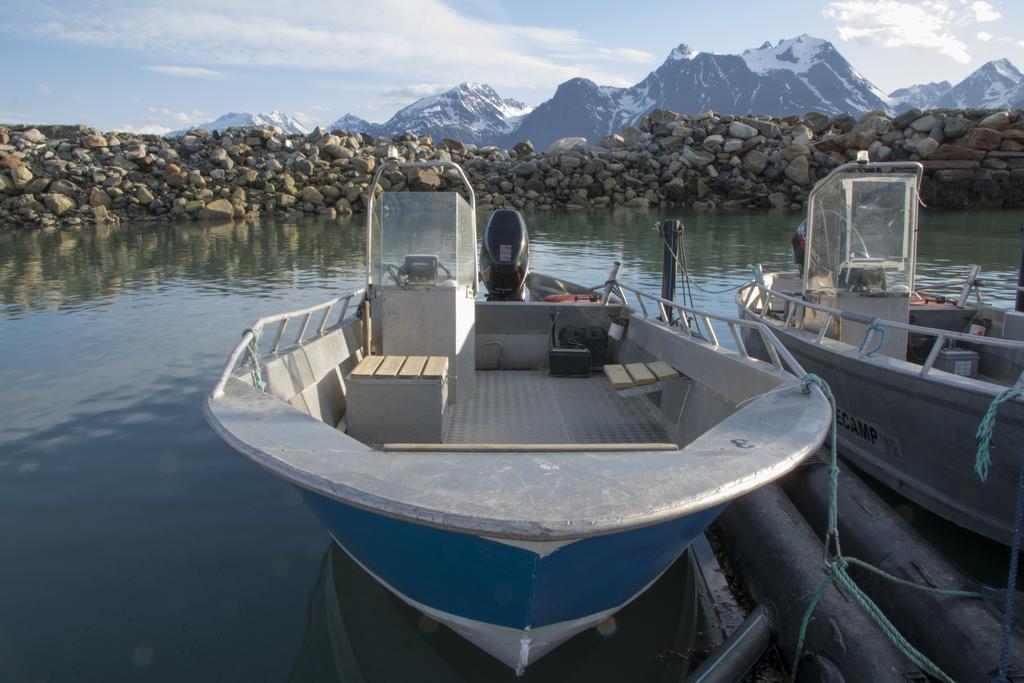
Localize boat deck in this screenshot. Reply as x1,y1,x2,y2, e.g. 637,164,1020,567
445,370,671,445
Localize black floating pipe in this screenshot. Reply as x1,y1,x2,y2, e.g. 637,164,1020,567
712,484,924,681
780,460,1024,682
659,219,683,324
685,604,772,683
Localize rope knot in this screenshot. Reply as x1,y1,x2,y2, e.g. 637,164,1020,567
857,319,887,357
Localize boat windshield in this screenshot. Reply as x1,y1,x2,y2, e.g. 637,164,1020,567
368,190,476,291
804,171,918,297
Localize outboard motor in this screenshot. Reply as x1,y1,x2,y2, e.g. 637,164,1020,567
480,209,530,301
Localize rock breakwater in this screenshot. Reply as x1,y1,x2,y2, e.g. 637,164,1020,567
2,106,1023,230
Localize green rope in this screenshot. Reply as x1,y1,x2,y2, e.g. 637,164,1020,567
843,556,981,600
246,328,267,391
973,386,1024,682
974,384,1024,482
857,320,887,358
790,374,981,683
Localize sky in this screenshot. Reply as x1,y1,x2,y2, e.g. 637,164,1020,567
1,0,1022,134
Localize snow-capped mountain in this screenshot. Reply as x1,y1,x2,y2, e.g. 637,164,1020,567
169,111,310,137
936,59,1024,110
508,35,893,149
327,83,530,144
889,81,952,111
329,113,379,135
357,83,531,144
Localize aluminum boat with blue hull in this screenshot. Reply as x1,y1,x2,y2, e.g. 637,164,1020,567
204,160,830,674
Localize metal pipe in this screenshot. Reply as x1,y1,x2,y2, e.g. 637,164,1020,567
659,219,682,324
685,605,772,683
361,298,372,358
613,279,806,377
601,261,622,305
316,302,335,335
743,282,1024,352
957,264,982,309
1016,228,1024,312
211,329,256,398
209,289,366,400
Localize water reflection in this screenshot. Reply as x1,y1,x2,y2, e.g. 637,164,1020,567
0,217,369,315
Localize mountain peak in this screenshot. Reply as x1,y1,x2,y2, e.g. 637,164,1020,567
742,34,832,75
169,111,309,137
986,58,1023,82
667,44,699,61
342,82,531,144
329,113,377,133
933,57,1023,109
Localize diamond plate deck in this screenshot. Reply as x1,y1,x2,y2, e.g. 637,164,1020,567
445,371,669,444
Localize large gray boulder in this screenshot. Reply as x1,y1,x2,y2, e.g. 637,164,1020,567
545,137,587,154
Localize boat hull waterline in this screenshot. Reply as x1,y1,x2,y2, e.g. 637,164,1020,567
303,489,723,672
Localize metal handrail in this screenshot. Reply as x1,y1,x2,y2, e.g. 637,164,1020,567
739,281,1024,378
609,280,808,380
211,289,365,398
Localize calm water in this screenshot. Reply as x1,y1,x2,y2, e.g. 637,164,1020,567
2,208,1023,681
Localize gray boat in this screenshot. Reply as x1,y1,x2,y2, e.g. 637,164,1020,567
738,159,1024,545
204,159,830,673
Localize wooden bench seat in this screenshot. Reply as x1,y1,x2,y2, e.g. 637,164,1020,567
350,355,448,380
603,360,680,390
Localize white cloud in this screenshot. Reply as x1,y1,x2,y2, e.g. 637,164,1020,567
595,47,655,62
291,104,334,127
8,0,644,92
1019,40,1024,48
113,123,172,135
114,106,205,134
37,83,51,95
145,65,227,79
969,1,1001,22
977,31,993,42
824,0,971,63
378,83,452,102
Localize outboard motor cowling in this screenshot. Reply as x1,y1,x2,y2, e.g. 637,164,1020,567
480,209,530,301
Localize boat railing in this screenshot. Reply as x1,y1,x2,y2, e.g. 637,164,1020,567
739,281,1024,378
211,289,365,398
607,278,809,380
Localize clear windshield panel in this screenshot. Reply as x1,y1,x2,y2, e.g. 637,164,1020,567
370,192,476,289
804,174,917,295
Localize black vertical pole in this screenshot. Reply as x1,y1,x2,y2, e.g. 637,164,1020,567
1016,225,1024,312
659,219,683,324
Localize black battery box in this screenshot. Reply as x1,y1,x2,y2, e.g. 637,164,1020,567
557,326,609,368
548,345,592,377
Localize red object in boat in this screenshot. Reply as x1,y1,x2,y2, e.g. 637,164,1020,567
910,291,956,307
543,294,601,303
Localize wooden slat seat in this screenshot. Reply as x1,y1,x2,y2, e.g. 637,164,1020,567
351,355,384,378
423,356,449,379
350,355,448,380
375,355,406,377
625,363,656,385
647,361,680,382
603,364,634,389
604,361,681,391
399,356,428,378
